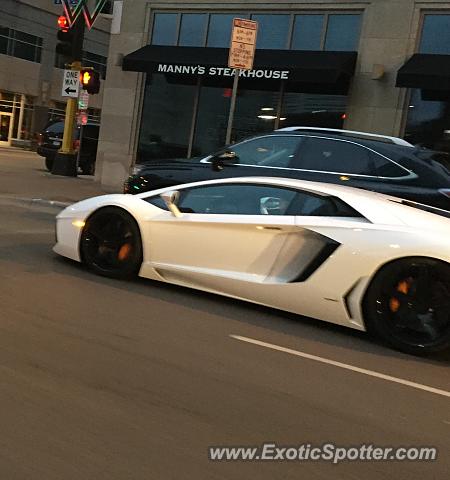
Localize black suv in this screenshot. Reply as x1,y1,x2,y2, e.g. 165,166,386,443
125,127,450,211
37,120,100,175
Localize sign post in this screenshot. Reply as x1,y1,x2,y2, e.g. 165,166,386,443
226,18,258,145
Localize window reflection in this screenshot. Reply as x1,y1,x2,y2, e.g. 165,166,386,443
179,14,208,47
281,93,347,129
137,75,196,161
151,13,178,45
292,15,324,50
232,90,279,143
325,15,361,51
193,86,230,155
251,14,290,49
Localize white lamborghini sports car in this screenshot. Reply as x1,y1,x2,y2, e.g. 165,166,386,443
54,177,450,355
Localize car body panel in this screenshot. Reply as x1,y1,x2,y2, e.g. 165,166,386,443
55,177,450,332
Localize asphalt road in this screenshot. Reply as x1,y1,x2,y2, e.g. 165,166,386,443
0,198,449,480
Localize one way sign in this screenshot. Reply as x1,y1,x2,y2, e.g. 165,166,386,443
62,69,80,98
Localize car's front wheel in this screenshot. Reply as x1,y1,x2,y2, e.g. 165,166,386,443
80,207,143,279
363,258,450,355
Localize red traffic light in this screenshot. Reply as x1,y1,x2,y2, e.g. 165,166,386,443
58,15,69,32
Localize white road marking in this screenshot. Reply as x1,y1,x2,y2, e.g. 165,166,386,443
230,335,450,399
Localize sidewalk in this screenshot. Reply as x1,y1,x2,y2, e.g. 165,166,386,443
0,147,118,205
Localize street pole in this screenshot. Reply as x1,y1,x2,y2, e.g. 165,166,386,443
225,70,240,145
53,15,84,176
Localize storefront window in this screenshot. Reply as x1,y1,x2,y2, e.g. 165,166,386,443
151,13,178,45
281,93,347,129
251,14,290,49
232,90,279,143
138,74,196,161
207,14,247,48
325,14,361,51
179,14,208,47
405,14,450,150
292,15,324,50
192,85,230,155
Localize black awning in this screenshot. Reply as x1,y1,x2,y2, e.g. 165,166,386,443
396,54,450,91
122,45,357,94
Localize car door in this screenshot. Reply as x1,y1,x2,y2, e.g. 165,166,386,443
143,183,312,283
143,183,360,285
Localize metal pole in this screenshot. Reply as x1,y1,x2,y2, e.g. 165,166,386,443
225,69,240,145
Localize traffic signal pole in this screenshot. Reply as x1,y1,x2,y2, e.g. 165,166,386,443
53,16,84,176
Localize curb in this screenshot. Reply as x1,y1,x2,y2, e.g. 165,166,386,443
0,196,71,208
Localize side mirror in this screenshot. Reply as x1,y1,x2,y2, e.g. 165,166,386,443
160,190,182,218
211,150,238,172
260,197,282,215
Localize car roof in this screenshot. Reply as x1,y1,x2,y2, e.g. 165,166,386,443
275,126,414,147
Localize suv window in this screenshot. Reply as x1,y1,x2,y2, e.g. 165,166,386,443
146,184,362,217
45,121,65,134
295,137,407,177
223,135,303,168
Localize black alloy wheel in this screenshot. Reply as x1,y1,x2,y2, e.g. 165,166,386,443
80,207,143,279
364,258,450,355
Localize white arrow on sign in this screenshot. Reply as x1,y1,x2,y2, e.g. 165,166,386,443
62,69,80,98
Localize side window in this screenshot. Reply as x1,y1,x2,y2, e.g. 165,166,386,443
226,136,303,168
145,196,169,210
370,155,409,178
145,184,362,217
295,138,374,175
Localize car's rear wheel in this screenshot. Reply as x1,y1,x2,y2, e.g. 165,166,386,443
80,207,142,279
364,258,450,355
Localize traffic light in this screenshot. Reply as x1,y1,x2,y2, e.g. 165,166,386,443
80,68,101,95
56,15,74,61
56,14,84,63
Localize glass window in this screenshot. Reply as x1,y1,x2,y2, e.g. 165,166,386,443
152,13,178,46
137,74,196,161
281,92,347,129
370,155,409,178
251,14,290,49
207,14,248,48
0,27,9,55
192,85,230,156
12,40,37,62
177,184,299,215
224,135,302,168
324,14,361,51
232,89,279,143
295,137,376,175
292,15,324,50
179,14,208,47
420,15,450,54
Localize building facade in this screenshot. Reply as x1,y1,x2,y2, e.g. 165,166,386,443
96,0,450,189
0,0,110,147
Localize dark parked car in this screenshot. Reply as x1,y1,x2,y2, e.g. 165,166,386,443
37,120,99,175
125,127,450,211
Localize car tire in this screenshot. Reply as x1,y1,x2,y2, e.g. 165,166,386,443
363,257,450,355
45,156,54,171
80,207,143,279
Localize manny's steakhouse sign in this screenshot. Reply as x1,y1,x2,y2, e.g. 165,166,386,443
157,63,290,80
